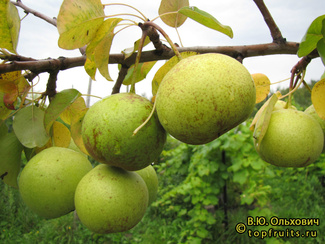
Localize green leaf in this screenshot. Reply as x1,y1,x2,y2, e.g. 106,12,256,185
178,6,233,38
196,228,210,238
0,125,23,188
86,18,122,81
317,38,325,66
57,0,105,50
123,61,157,85
13,105,50,148
152,51,198,95
44,89,81,134
122,36,151,59
0,1,20,53
298,14,325,57
233,170,248,185
159,0,189,28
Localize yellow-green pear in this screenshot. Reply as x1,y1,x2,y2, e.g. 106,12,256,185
256,109,324,167
135,165,158,205
273,100,296,111
155,53,256,145
82,92,166,171
19,147,93,219
305,104,325,151
74,164,148,234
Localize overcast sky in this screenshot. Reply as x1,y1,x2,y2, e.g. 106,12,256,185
15,0,325,105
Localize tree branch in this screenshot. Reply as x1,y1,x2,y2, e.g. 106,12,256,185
253,0,286,44
12,0,57,27
0,42,307,75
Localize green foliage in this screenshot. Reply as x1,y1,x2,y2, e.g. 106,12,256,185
178,6,233,38
152,122,274,243
298,14,325,64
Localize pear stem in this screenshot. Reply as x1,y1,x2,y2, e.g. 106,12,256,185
129,27,148,93
133,99,156,136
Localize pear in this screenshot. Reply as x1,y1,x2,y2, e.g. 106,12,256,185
273,100,297,111
256,109,324,167
155,53,256,145
135,165,158,205
81,92,166,171
305,104,325,152
74,164,148,234
18,147,93,219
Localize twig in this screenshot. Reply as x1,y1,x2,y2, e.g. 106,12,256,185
43,69,59,101
253,0,286,44
290,56,311,89
11,0,57,27
143,23,171,55
112,64,129,94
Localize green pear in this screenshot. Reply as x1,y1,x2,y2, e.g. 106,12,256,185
74,164,148,234
273,100,297,111
18,147,93,219
0,124,23,188
155,53,256,145
82,92,166,171
135,165,158,205
256,109,324,167
305,104,325,132
305,104,325,152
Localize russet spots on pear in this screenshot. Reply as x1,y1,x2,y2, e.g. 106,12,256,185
81,92,166,171
74,164,148,234
155,53,256,145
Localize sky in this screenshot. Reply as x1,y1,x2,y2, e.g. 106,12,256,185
14,0,325,106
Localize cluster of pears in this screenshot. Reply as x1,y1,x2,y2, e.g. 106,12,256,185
18,146,159,234
254,100,324,167
19,94,162,234
19,52,258,234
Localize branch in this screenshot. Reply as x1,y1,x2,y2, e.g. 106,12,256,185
253,0,286,44
0,42,306,75
12,0,57,27
112,64,129,94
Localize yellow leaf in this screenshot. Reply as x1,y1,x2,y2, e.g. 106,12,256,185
159,0,189,28
152,51,198,95
57,0,105,50
84,57,97,80
312,78,325,120
86,18,122,81
251,93,279,151
0,1,20,53
251,73,271,104
60,96,89,155
60,96,87,125
70,108,89,155
0,71,21,93
52,121,71,148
